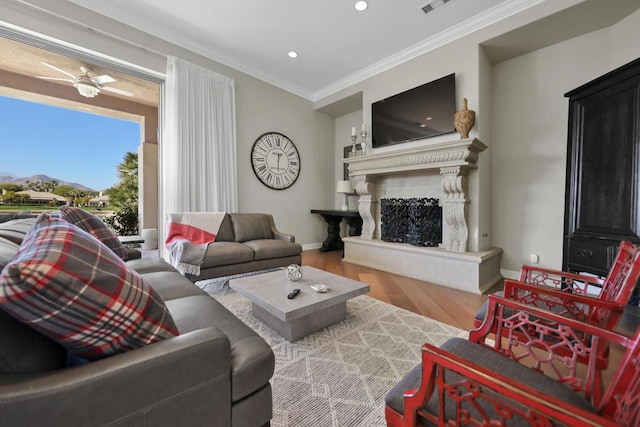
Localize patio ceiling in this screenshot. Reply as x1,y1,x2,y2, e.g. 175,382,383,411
0,36,159,108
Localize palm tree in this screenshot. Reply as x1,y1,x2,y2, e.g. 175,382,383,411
108,152,138,211
104,152,139,235
45,180,59,192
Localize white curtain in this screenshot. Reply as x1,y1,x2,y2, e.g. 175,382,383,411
161,56,237,217
159,56,237,255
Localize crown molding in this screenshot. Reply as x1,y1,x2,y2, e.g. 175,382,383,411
61,0,544,102
311,0,546,102
149,29,315,100
7,0,547,102
16,0,315,99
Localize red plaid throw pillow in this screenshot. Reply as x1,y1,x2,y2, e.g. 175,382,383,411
0,215,178,360
59,206,128,260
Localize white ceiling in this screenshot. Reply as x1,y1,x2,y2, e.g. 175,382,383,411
66,0,514,99
26,0,639,102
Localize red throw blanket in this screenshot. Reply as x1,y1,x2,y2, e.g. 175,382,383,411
165,212,226,275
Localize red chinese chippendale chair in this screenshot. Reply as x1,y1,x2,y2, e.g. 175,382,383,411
475,241,640,331
472,241,640,403
385,295,640,426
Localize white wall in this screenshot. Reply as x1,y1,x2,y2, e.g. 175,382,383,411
611,8,640,66
234,76,333,246
321,4,640,276
327,37,488,251
491,12,640,276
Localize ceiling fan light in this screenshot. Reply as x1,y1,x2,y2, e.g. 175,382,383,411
74,82,99,98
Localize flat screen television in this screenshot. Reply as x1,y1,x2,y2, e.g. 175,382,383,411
371,73,456,148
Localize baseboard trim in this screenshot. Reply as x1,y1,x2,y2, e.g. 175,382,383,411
500,269,520,280
302,242,322,251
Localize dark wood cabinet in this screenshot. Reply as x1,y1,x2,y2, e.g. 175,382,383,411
563,57,640,277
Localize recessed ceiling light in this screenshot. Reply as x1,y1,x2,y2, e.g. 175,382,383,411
425,117,433,121
288,51,298,59
354,1,368,12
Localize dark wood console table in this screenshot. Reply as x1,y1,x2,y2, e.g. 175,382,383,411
310,209,362,252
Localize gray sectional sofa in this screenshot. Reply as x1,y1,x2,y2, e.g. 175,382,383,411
188,213,303,281
0,217,275,427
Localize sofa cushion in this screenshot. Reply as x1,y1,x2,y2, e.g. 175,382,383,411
214,213,235,242
60,206,128,260
201,242,255,268
0,218,37,245
0,215,179,360
126,257,181,275
243,239,302,261
165,295,275,402
0,239,20,271
0,213,17,224
231,214,274,243
140,271,208,301
385,337,595,423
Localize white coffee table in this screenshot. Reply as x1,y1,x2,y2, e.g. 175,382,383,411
229,266,370,341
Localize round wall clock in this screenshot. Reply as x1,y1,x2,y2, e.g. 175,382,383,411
251,132,301,190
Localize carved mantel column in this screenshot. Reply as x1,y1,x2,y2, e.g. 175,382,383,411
353,175,377,239
440,166,470,252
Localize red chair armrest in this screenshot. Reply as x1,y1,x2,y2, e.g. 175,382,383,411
519,265,604,295
504,279,626,328
505,280,625,309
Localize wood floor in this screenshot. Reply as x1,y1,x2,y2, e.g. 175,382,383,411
301,248,500,331
303,248,638,390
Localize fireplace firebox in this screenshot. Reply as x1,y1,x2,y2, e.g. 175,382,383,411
380,198,442,247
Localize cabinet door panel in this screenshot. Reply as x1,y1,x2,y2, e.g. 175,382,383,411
574,84,639,238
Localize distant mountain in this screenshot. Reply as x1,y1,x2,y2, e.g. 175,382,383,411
0,174,96,192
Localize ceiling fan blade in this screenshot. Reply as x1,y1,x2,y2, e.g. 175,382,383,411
35,76,74,83
40,62,76,79
101,86,134,97
93,75,116,85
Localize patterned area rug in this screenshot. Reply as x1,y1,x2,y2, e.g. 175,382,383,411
197,275,467,427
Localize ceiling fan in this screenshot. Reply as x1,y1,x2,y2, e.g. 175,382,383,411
35,62,134,99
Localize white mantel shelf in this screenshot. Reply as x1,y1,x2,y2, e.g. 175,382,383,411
345,137,487,177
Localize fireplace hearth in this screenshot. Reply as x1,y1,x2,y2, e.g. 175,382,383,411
381,198,442,247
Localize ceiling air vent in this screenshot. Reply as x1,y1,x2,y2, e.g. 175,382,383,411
421,0,452,15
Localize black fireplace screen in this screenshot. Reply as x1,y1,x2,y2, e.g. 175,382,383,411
380,198,442,247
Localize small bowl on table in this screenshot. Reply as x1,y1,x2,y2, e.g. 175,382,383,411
310,284,330,293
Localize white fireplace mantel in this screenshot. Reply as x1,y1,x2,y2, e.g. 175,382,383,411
344,137,487,252
342,137,501,295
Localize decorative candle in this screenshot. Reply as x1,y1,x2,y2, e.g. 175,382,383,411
362,123,366,132
352,127,356,136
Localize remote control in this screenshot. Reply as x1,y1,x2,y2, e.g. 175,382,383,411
287,289,301,299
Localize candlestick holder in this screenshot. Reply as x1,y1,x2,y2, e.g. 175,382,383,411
360,130,368,155
351,134,358,154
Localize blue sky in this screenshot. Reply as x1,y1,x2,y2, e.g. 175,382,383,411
0,95,140,191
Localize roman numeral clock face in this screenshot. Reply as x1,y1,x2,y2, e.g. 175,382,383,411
251,132,301,190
